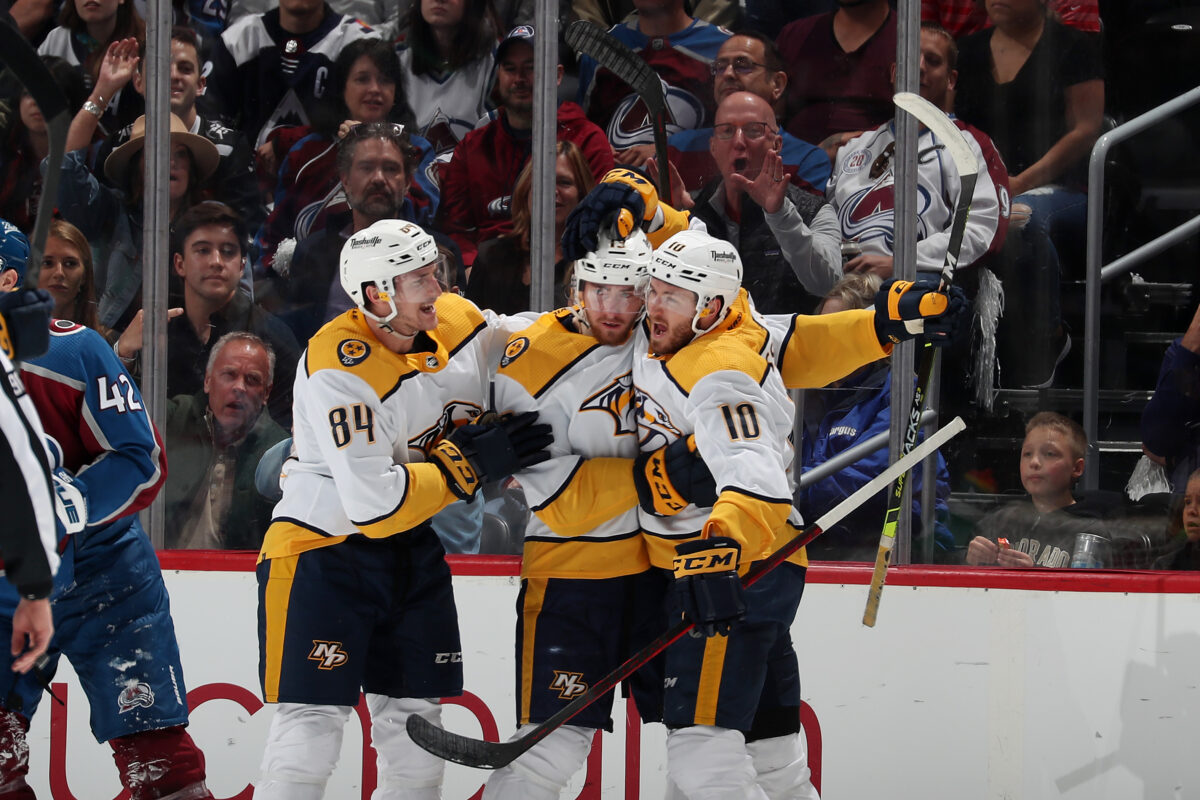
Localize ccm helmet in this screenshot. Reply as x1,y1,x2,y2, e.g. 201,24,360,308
649,229,742,333
574,229,652,297
340,219,439,325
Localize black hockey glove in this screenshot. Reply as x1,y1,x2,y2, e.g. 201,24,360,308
873,279,968,348
430,411,553,500
672,537,746,637
634,435,717,516
0,289,53,362
562,178,646,262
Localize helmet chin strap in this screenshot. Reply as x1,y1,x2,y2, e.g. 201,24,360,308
379,321,418,341
362,290,419,341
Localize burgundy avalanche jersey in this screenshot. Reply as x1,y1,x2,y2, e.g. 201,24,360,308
576,18,731,150
19,321,165,529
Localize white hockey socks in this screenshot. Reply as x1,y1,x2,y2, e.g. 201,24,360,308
747,733,820,800
254,703,351,800
666,726,769,800
367,694,446,800
481,723,595,800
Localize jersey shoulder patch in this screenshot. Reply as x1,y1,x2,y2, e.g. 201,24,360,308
497,308,598,397
305,310,411,398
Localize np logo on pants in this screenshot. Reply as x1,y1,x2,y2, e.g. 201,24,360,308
308,641,349,670
550,671,588,699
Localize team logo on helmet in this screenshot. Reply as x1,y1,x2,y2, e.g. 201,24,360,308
580,372,636,436
117,681,156,713
338,339,370,366
500,337,530,367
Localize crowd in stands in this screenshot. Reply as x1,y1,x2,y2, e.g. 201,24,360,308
0,0,1194,569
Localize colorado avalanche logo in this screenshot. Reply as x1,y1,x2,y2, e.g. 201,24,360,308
295,184,346,241
411,401,484,454
606,81,705,150
117,681,155,713
580,372,637,435
633,386,683,451
422,108,475,159
838,184,933,252
338,339,370,366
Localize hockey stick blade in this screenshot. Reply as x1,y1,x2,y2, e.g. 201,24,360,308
565,20,672,206
891,92,979,286
862,94,981,627
408,416,966,769
0,21,69,279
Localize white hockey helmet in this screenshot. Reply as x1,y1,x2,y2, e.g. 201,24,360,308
649,229,742,333
340,219,439,325
574,229,652,296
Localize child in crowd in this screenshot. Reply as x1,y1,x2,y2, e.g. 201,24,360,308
966,411,1109,568
1154,469,1200,570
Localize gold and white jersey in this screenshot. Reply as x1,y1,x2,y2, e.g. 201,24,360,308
493,308,647,580
760,307,890,389
633,289,800,570
261,294,523,561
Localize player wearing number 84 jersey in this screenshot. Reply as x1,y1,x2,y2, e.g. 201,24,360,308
254,219,549,800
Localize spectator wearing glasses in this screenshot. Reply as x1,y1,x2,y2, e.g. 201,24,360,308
437,25,613,271
253,38,438,274
687,90,841,314
275,120,442,343
667,31,831,197
576,0,730,169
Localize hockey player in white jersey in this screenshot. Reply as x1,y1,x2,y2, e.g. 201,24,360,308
631,228,820,800
482,230,666,799
254,219,552,800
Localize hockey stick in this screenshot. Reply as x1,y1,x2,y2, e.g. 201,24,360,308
0,20,69,283
564,20,672,206
409,416,967,769
861,92,979,628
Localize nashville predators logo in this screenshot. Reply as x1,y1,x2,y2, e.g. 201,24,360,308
411,400,483,454
308,641,349,670
580,372,636,435
500,336,530,368
338,339,370,367
633,386,683,451
550,670,588,700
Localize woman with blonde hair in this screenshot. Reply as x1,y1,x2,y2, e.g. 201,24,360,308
465,141,596,315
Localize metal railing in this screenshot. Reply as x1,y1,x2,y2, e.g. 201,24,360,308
1082,85,1200,489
